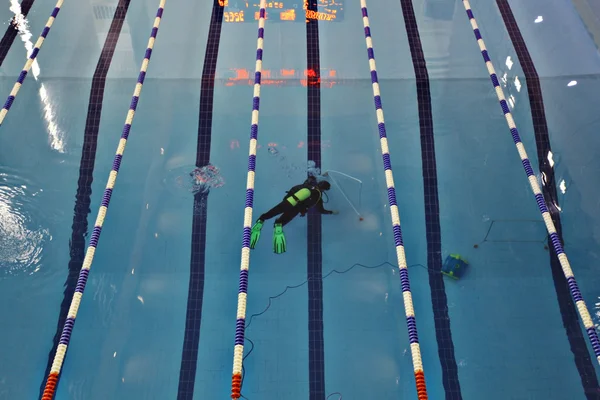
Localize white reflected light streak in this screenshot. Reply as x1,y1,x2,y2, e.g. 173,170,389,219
595,297,599,330
514,75,521,92
559,179,567,194
547,150,555,168
9,1,65,153
39,85,64,151
9,1,40,78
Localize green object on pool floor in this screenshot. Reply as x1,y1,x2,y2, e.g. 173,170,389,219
441,254,469,279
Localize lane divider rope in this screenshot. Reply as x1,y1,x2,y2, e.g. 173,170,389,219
0,0,64,127
461,0,600,366
230,1,267,399
40,2,167,398
359,1,428,398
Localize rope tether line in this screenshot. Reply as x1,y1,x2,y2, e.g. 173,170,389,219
40,2,166,398
230,1,267,398
0,0,64,127
322,170,363,219
359,2,428,398
461,0,600,366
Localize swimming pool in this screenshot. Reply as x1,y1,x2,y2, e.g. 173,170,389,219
1,0,600,398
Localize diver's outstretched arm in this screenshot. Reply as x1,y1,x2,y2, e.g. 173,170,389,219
315,199,333,214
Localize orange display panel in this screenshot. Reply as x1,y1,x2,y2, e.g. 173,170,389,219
222,67,339,88
222,0,344,23
224,11,245,22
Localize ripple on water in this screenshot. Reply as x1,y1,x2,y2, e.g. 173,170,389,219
0,169,50,279
163,162,225,197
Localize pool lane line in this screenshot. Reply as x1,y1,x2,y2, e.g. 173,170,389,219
38,1,132,398
39,2,166,398
462,0,600,368
0,0,63,127
176,1,225,399
306,1,326,399
495,0,600,394
230,1,267,398
0,0,36,65
397,0,463,398
359,2,429,398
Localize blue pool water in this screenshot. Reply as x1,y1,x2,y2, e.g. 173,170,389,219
1,0,600,399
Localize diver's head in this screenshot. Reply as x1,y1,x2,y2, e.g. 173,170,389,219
317,181,331,191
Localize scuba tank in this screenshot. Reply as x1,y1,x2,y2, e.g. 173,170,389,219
284,177,320,206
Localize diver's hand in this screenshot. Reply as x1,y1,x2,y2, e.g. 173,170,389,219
331,210,339,215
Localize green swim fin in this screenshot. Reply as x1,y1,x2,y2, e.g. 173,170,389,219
272,223,286,254
250,220,264,249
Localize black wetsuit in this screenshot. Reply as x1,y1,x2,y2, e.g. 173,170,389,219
258,178,332,226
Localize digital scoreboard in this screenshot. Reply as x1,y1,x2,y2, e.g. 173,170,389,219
220,1,344,23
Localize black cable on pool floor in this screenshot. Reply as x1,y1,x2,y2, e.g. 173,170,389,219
238,261,434,399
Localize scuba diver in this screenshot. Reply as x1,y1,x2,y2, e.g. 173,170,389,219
250,176,337,254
